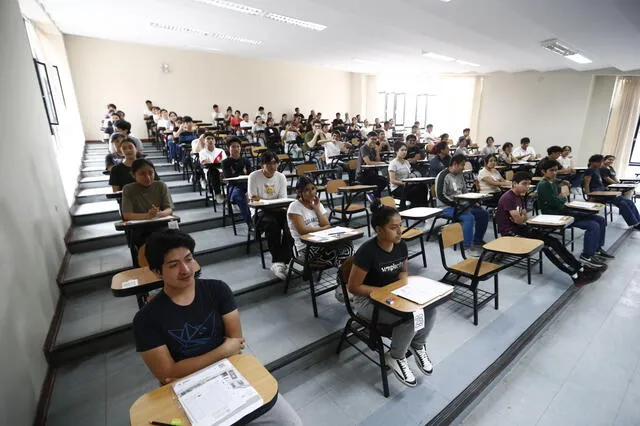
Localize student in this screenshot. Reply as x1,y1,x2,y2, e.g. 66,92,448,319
156,109,171,130
279,114,288,129
109,138,147,191
584,154,640,229
105,103,117,119
105,133,126,171
477,154,505,194
600,155,620,185
256,106,267,121
199,132,227,203
283,123,303,159
101,111,120,142
174,116,197,164
191,129,207,154
383,121,393,140
406,134,426,166
211,104,225,121
424,124,437,146
224,107,234,123
499,142,516,165
252,116,266,135
264,118,282,152
480,136,497,157
388,142,428,207
222,137,253,228
428,141,451,177
332,113,345,130
143,100,153,120
239,113,254,141
304,121,327,150
512,137,536,161
459,128,473,146
151,106,161,123
230,110,242,132
496,171,601,287
536,158,612,268
536,146,574,177
324,131,353,181
133,230,303,425
435,154,489,256
348,206,436,387
454,138,469,157
358,131,389,197
558,145,575,170
113,119,144,153
122,159,174,221
287,176,353,267
248,151,293,280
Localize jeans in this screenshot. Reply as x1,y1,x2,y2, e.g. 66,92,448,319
167,140,176,161
609,196,640,226
229,185,251,225
442,206,489,247
254,209,293,264
356,299,436,359
570,211,606,257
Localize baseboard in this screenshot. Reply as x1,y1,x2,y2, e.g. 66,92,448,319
33,366,56,426
43,295,66,362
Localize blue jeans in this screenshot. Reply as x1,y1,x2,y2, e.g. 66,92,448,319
442,206,489,247
167,139,176,161
229,185,251,225
611,196,640,226
570,212,605,257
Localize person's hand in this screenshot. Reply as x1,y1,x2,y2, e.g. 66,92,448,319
222,337,245,357
250,195,260,202
147,205,159,218
311,196,321,209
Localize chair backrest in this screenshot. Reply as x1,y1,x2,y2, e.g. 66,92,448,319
380,196,396,208
347,159,358,171
251,146,266,157
505,170,514,181
440,223,464,249
296,162,317,176
277,153,290,161
137,244,149,268
327,179,347,194
336,257,357,316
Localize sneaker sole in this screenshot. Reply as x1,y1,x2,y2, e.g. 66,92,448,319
409,347,433,375
388,367,417,387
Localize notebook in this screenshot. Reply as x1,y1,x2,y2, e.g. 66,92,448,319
391,277,454,305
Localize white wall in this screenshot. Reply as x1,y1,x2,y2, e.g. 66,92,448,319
64,35,356,141
477,70,615,165
0,0,66,423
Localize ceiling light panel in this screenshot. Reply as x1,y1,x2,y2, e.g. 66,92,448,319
540,38,592,65
566,53,592,64
193,0,262,16
422,52,455,62
149,22,261,45
263,13,327,31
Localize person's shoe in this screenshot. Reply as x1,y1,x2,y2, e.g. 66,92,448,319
465,245,483,258
385,352,417,387
573,269,601,287
473,240,487,246
270,262,288,281
215,193,225,204
200,179,207,190
591,254,610,264
597,249,615,259
409,344,433,375
579,255,607,271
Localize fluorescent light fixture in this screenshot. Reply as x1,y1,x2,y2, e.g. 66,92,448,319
263,13,326,31
422,52,455,62
455,59,480,67
149,22,261,45
541,38,592,64
193,0,262,15
566,53,592,64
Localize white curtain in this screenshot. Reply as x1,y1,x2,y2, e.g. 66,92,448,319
601,76,640,177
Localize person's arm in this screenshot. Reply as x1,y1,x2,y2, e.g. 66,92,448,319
288,210,330,236
479,171,504,188
537,181,567,212
508,207,528,225
603,171,617,185
583,174,592,194
112,185,122,192
388,163,404,187
276,174,288,199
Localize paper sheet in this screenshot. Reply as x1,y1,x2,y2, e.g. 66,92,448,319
123,216,175,225
254,198,292,205
567,201,598,209
173,359,263,426
529,215,567,224
391,277,453,305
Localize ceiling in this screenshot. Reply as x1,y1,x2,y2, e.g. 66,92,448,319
36,0,640,74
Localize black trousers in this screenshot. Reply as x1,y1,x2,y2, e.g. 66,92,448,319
254,209,293,264
206,167,222,194
358,172,388,197
509,228,581,276
391,184,428,208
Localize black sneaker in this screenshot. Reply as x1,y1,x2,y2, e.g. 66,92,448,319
592,254,609,264
574,269,601,287
598,249,615,259
385,353,417,387
579,255,607,271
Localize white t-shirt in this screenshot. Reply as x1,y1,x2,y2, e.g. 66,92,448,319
143,108,153,118
324,141,343,158
477,167,503,193
388,158,412,191
385,129,393,139
156,118,171,129
199,147,227,164
512,146,536,160
557,155,575,169
191,138,205,153
287,199,327,251
424,131,436,143
247,170,288,200
212,111,225,120
252,124,266,133
256,112,267,121
240,121,254,129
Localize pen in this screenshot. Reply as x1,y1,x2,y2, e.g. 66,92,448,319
149,422,174,426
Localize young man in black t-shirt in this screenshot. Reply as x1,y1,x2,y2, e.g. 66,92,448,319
108,138,147,191
221,137,253,227
133,230,301,425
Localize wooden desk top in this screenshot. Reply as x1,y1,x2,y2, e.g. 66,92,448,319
483,236,543,255
361,163,388,169
527,215,575,227
590,191,622,197
111,267,161,297
304,169,337,175
249,198,294,208
369,276,454,314
129,354,277,426
115,215,180,230
566,201,603,212
400,207,443,219
338,184,378,192
402,177,436,183
607,183,636,190
223,175,249,183
300,227,364,246
106,191,123,199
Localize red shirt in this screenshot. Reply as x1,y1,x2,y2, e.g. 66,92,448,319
230,117,241,129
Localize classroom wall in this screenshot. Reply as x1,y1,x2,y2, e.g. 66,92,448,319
64,35,356,141
476,70,604,165
0,0,65,423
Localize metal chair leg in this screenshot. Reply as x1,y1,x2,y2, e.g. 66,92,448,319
377,339,390,398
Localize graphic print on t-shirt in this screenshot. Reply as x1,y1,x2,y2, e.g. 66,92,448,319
263,183,275,195
168,311,216,356
380,259,404,274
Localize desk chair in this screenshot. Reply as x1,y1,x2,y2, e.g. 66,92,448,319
326,180,370,232
347,159,359,184
335,258,412,397
277,153,294,173
438,223,503,325
582,186,615,224
380,197,427,267
295,163,327,199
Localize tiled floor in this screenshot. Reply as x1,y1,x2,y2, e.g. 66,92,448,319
458,229,640,426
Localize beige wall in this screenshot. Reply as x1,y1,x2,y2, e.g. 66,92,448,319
477,70,604,164
65,35,357,141
0,0,66,422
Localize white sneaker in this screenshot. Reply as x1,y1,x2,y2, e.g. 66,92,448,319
385,352,417,387
215,193,225,204
409,345,433,375
270,262,288,281
466,245,482,258
200,179,207,190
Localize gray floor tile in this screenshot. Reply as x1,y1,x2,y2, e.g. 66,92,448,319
296,393,356,426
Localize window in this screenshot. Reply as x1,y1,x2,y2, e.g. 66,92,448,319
379,92,407,125
629,114,640,165
415,95,428,126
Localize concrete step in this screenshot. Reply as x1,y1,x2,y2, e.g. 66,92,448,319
76,180,195,203
81,162,174,177
77,170,184,189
